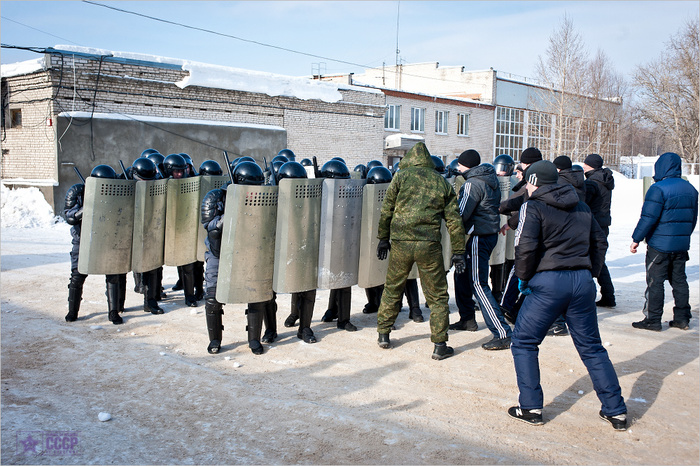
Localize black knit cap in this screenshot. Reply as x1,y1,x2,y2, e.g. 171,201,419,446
458,149,481,168
584,153,603,169
553,155,572,170
520,147,543,164
526,160,559,187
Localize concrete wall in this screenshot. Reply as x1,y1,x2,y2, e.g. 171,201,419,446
54,114,286,214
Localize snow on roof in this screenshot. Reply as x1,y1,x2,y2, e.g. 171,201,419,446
58,111,286,131
1,57,47,78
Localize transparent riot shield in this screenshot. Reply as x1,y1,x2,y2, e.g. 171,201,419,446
317,178,365,290
164,177,201,266
78,177,135,275
197,175,230,262
357,183,390,288
131,179,167,273
272,178,324,293
216,184,278,304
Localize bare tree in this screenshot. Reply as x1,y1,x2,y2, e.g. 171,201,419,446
632,19,699,171
533,15,625,165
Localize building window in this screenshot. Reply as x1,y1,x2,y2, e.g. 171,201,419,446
527,111,551,158
410,107,425,133
384,104,401,130
435,110,448,135
494,107,524,160
457,113,470,136
10,108,22,128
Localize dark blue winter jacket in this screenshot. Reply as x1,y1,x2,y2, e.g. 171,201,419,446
632,152,698,253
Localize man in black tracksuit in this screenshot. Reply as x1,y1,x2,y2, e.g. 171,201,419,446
450,149,512,350
507,160,627,431
583,153,616,308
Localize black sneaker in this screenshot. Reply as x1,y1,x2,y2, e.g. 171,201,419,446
632,319,662,331
378,333,391,349
669,320,690,330
449,319,477,331
596,297,616,308
482,337,511,350
431,343,454,360
547,324,569,337
507,406,543,425
502,307,518,325
599,411,627,431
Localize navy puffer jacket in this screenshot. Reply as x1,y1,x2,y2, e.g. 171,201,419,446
632,152,698,253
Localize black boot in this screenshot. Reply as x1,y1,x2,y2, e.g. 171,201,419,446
322,289,339,322
431,342,455,360
118,274,127,314
182,263,198,307
205,298,224,354
133,272,144,294
65,286,82,322
363,285,383,314
173,266,184,291
284,293,300,327
296,290,317,343
106,277,123,325
261,298,278,344
335,287,357,331
143,270,164,314
194,261,205,301
405,279,424,322
490,264,505,303
246,304,265,355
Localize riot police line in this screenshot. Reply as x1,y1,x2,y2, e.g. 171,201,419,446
64,147,517,356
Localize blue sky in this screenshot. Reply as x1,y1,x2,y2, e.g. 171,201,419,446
1,1,697,80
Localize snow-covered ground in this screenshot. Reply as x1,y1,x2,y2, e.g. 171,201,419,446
1,173,698,464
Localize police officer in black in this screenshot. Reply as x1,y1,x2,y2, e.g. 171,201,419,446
64,164,125,325
131,157,165,315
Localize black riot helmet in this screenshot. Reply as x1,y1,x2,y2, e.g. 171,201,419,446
571,164,584,172
320,159,350,179
180,153,197,176
233,161,265,185
493,154,515,176
431,155,446,174
277,161,308,179
163,154,188,179
392,161,400,174
331,156,346,165
90,164,117,179
236,156,256,165
277,148,296,162
367,160,383,170
272,154,289,164
447,159,460,177
353,164,368,179
141,148,160,158
300,158,313,167
131,157,158,180
199,160,223,176
366,166,393,184
146,152,165,173
271,160,285,173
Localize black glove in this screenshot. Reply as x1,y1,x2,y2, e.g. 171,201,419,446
451,254,466,274
377,240,391,260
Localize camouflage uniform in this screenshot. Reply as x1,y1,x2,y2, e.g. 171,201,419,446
376,142,466,343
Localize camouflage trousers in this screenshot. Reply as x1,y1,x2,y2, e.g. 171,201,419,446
377,240,449,343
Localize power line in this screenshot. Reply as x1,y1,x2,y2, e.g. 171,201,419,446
0,16,82,46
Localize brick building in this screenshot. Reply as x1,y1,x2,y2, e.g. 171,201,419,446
1,46,386,212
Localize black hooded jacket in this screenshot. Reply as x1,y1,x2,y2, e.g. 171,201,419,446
584,168,615,228
557,168,586,202
514,183,607,281
457,163,501,236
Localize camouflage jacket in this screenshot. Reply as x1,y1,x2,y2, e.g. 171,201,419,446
378,142,466,254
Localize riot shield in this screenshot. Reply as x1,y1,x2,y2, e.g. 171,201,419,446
272,178,324,293
164,177,201,266
357,183,390,288
131,179,167,273
317,178,365,289
489,175,511,266
78,177,135,275
197,175,230,262
505,173,519,262
452,174,466,196
216,184,278,304
441,220,453,272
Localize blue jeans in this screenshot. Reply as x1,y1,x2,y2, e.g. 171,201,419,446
511,269,626,416
454,234,512,339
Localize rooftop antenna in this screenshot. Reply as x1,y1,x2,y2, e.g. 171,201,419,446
395,0,401,89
